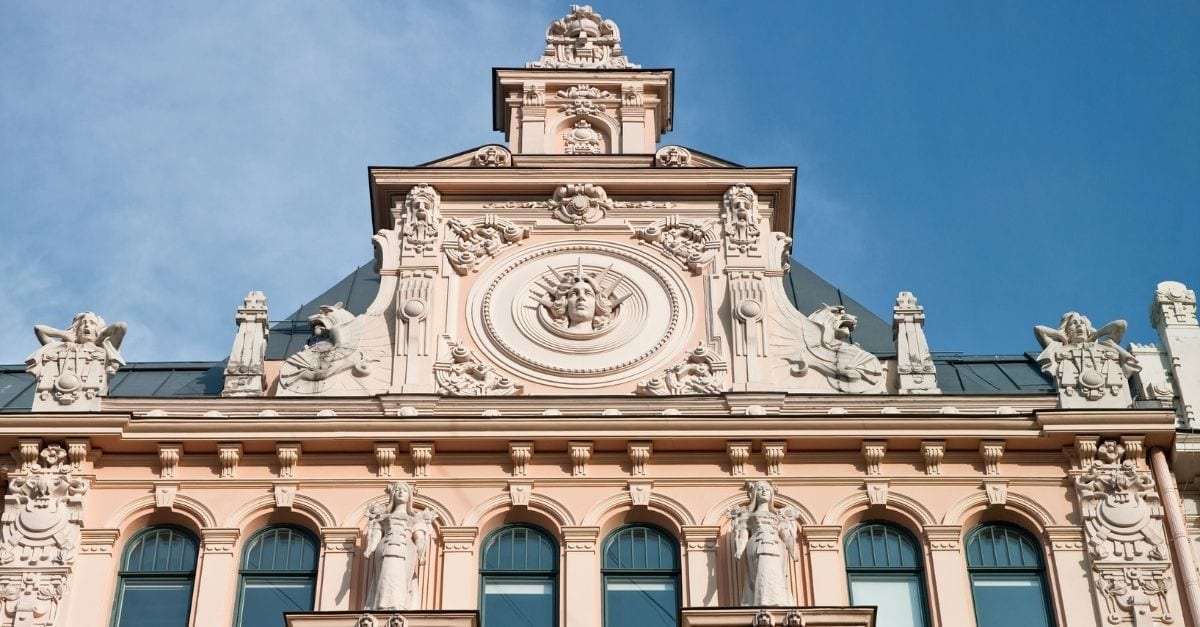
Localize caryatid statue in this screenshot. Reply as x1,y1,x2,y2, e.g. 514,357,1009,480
363,481,438,611
728,481,802,606
1035,312,1141,408
26,311,126,411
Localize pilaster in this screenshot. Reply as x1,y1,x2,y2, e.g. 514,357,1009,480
681,526,720,607
440,527,480,610
318,528,360,611
923,525,976,627
803,526,846,605
561,526,601,627
192,528,241,627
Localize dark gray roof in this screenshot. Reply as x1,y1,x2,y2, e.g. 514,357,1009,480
0,362,224,412
0,259,1052,411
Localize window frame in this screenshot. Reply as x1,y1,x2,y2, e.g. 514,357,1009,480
109,525,200,627
232,525,320,627
964,523,1057,627
600,524,682,627
478,524,560,627
842,522,931,627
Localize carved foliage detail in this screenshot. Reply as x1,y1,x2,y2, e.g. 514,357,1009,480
637,344,728,395
1,445,89,567
444,215,530,275
434,340,523,396
633,216,718,275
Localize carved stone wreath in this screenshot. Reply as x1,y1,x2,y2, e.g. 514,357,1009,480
467,241,693,387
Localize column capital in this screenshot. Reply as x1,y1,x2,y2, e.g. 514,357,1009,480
803,525,843,551
562,526,601,552
681,525,721,551
1044,525,1086,552
923,525,963,551
320,527,361,553
200,528,241,554
79,528,121,555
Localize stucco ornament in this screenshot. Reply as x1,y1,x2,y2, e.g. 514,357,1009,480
1035,312,1141,408
637,344,728,395
722,184,762,255
655,145,692,167
787,305,883,393
471,145,511,167
0,572,67,627
221,291,269,397
728,481,801,606
444,215,530,276
399,184,441,255
25,312,126,411
1075,440,1175,625
634,216,719,275
278,303,384,394
1,445,88,567
557,85,611,116
364,481,438,612
433,340,524,396
531,258,631,335
527,5,640,69
549,183,612,227
563,120,603,155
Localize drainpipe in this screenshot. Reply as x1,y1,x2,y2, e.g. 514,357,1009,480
1150,446,1200,625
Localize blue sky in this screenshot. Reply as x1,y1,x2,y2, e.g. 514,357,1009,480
1,1,1197,364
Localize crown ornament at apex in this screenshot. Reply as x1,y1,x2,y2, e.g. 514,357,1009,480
528,5,639,69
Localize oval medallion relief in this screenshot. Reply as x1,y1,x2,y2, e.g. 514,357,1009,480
467,241,694,387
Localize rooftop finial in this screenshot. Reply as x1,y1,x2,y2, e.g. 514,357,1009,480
527,5,640,69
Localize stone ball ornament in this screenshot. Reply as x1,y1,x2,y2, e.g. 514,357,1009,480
468,241,694,387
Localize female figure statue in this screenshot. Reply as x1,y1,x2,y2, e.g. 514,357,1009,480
728,481,800,606
364,481,437,611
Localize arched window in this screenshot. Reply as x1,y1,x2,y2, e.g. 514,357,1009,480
479,525,558,627
844,523,930,627
966,524,1055,627
111,526,198,627
602,525,680,627
234,526,319,627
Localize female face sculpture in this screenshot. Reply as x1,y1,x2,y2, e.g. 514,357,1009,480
565,278,598,329
748,480,775,511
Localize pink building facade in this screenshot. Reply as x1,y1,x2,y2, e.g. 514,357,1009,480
2,6,1198,627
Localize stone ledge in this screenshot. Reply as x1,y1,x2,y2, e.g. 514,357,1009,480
681,607,875,627
285,611,477,627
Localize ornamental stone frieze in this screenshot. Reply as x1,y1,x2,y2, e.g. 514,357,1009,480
26,312,126,411
527,5,639,69
277,302,389,396
1035,312,1141,408
1075,439,1175,626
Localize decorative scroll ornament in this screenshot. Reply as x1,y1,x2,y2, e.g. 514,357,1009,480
557,85,611,116
527,5,640,69
398,184,441,254
728,481,801,606
278,303,383,394
722,184,762,255
1075,440,1175,625
531,258,631,336
563,120,603,155
471,145,511,168
637,344,728,395
363,481,438,611
634,216,719,275
1,445,89,567
434,340,524,396
444,215,531,275
26,312,126,411
788,305,883,393
1035,312,1140,408
548,183,612,227
655,145,692,167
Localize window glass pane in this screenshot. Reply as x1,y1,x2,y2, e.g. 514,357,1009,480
972,574,1052,627
238,577,315,627
483,577,554,627
845,524,919,569
604,576,677,627
122,528,198,573
849,574,926,627
602,526,677,571
113,579,193,627
482,527,555,573
966,526,1040,568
